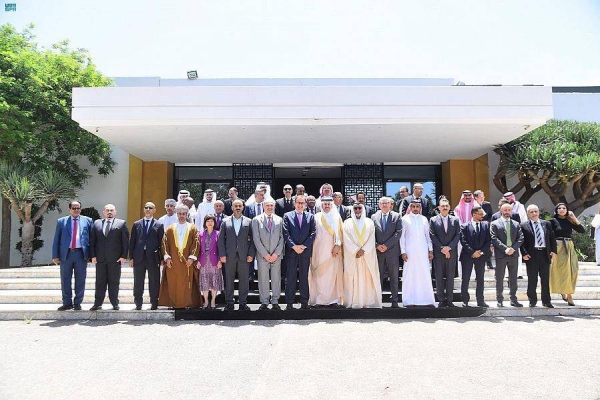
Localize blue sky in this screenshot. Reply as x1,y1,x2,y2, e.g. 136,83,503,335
2,0,599,85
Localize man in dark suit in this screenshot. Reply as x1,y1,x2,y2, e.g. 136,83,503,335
223,187,240,216
473,190,493,222
275,184,295,218
372,197,402,308
333,192,349,220
218,199,255,311
212,200,227,231
520,204,557,308
282,195,316,310
52,200,93,311
356,192,374,218
400,183,430,219
459,206,491,307
243,189,265,220
306,195,320,215
429,198,461,307
89,204,129,311
491,203,524,308
129,202,164,310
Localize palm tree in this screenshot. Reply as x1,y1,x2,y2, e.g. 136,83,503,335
0,162,76,267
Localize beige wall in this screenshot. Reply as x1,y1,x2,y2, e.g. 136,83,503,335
127,157,173,228
441,154,490,205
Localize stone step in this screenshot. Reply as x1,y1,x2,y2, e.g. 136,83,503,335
1,287,599,304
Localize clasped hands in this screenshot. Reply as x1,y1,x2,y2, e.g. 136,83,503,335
263,254,279,263
292,244,307,255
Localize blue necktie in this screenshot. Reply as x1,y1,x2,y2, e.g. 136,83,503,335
382,214,387,231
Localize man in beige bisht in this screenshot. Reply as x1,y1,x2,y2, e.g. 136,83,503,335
342,203,382,308
309,196,344,308
159,204,202,309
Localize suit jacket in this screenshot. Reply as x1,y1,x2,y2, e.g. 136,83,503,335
490,218,524,258
90,218,129,263
480,201,493,222
371,210,402,257
429,214,461,259
217,215,256,260
400,195,431,219
520,219,557,260
363,204,375,219
252,213,284,258
52,215,94,261
491,211,521,223
460,221,491,262
199,229,220,267
335,204,350,221
306,206,321,216
275,197,295,218
282,210,316,258
129,218,164,264
243,203,263,219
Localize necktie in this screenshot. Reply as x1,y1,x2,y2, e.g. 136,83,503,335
476,222,480,234
442,217,448,233
144,219,149,235
267,215,273,232
505,220,512,247
71,218,78,248
104,220,111,237
297,213,303,228
382,214,387,231
257,203,262,215
534,222,543,246
216,215,221,229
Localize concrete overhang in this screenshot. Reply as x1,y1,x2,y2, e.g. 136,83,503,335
72,84,553,163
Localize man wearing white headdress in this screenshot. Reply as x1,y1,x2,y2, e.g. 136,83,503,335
315,183,334,210
194,189,216,230
342,203,382,309
158,199,178,229
245,182,274,206
309,196,344,307
177,190,196,216
400,200,436,307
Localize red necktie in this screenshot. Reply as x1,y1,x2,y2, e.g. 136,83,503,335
71,218,78,248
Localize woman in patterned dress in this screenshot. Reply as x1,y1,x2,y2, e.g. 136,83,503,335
197,214,224,309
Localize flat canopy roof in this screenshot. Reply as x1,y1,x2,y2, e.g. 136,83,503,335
72,82,553,163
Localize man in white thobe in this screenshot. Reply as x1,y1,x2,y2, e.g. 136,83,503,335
309,196,344,307
400,200,435,307
342,203,382,309
195,189,216,230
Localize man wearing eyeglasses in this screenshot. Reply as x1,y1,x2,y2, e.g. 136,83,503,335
129,202,164,310
276,184,295,218
52,201,93,311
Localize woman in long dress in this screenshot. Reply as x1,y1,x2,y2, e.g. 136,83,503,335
549,203,585,306
197,214,224,309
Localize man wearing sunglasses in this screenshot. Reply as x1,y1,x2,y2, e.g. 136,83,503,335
52,201,93,311
275,184,295,218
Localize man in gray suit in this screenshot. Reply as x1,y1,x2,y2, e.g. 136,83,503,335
89,204,129,311
372,196,402,308
252,198,284,310
218,199,256,311
491,203,525,307
429,197,461,307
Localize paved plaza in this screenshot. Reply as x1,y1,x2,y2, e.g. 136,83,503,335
1,316,599,399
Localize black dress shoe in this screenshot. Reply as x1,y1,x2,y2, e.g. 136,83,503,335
510,301,523,308
135,306,142,310
462,302,470,307
57,304,73,311
300,303,309,310
89,305,102,311
239,304,251,311
561,294,568,302
517,276,523,279
271,304,281,310
477,302,489,308
529,302,537,308
113,306,120,311
150,305,158,310
224,304,234,311
286,304,295,311
543,303,554,308
73,305,82,311
447,302,456,308
438,301,447,308
497,302,504,308
258,304,269,311
391,301,400,308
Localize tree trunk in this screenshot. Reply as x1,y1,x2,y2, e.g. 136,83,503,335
0,197,11,267
20,220,35,267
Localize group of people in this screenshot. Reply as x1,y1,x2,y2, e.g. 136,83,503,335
51,182,589,312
